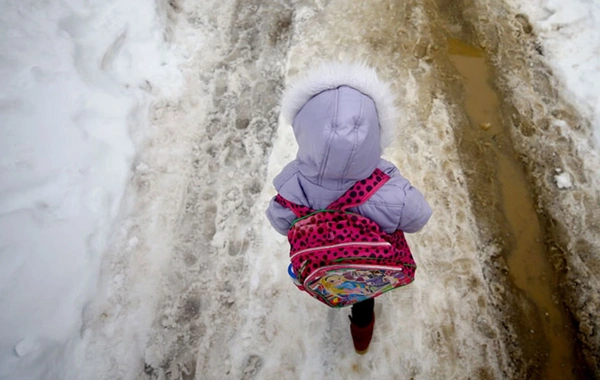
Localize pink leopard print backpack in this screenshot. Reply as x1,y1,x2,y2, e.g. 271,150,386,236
275,169,417,308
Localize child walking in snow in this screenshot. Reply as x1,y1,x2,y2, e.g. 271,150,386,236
266,62,432,353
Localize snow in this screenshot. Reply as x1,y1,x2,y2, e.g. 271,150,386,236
504,0,600,148
554,172,573,189
0,0,181,378
2,0,600,379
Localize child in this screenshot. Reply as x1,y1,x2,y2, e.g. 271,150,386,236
266,62,432,353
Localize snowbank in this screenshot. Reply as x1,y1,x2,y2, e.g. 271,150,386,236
0,0,180,377
505,0,600,148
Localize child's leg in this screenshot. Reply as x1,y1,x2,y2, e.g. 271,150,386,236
350,298,374,327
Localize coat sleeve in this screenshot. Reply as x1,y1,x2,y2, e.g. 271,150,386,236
265,197,296,235
397,181,432,233
378,160,432,233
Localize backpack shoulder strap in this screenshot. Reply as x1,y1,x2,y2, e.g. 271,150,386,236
327,168,390,211
274,194,315,218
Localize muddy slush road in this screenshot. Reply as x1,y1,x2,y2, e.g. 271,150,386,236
429,1,600,378
427,1,588,377
85,0,600,379
400,0,599,377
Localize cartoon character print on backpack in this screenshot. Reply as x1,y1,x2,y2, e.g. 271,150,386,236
319,273,370,301
317,269,404,300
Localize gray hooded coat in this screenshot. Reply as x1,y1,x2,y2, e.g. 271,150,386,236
266,63,432,236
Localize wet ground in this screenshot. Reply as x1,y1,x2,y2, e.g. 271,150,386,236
445,37,582,378
420,1,597,377
74,0,600,379
431,1,600,377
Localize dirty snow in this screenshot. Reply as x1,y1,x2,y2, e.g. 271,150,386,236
505,0,600,148
1,0,599,379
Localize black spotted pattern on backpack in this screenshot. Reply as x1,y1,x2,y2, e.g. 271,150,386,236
327,169,387,211
275,168,417,285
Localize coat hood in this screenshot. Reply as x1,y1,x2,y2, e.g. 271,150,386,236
280,62,399,188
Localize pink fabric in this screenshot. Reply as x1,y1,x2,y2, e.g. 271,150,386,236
276,169,417,307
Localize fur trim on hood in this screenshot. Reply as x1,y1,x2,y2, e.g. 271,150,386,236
280,61,399,149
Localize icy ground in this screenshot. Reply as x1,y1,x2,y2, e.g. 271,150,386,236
1,0,600,379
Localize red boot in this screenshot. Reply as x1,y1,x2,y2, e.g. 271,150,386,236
349,313,375,354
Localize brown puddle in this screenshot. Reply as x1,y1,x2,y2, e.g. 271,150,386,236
447,38,579,379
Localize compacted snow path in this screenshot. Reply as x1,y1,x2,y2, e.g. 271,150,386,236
71,1,298,379
60,0,600,379
77,1,512,379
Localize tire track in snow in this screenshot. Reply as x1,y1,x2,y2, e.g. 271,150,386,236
428,0,595,377
466,1,600,375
